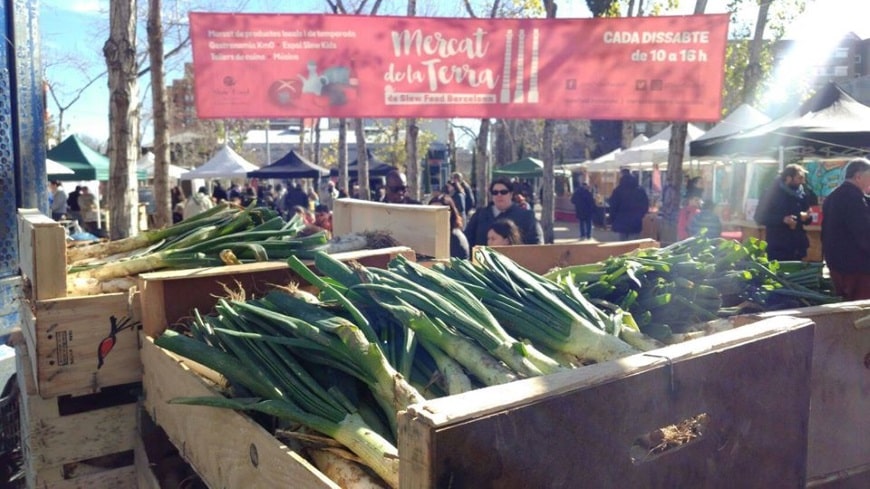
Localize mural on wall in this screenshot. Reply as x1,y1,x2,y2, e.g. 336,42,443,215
804,160,847,200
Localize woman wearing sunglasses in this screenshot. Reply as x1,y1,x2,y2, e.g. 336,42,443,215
464,177,544,247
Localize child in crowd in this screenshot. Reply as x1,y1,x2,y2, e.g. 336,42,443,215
486,219,522,246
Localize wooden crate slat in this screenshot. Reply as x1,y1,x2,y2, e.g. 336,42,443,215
141,336,340,489
17,208,67,300
333,199,450,259
480,238,659,274
729,300,870,482
17,343,137,489
28,463,137,489
23,290,142,398
399,316,815,489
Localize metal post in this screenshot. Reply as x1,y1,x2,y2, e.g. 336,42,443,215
265,120,271,164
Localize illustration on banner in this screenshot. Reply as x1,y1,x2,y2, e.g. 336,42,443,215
269,60,359,108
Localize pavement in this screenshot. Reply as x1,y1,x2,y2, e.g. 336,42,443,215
551,216,622,244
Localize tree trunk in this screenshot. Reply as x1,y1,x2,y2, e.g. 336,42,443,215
539,0,558,243
338,118,349,196
354,119,370,200
743,1,772,105
494,120,514,169
474,118,491,209
103,0,139,239
542,119,556,243
662,0,708,244
404,0,420,200
148,0,170,228
406,118,419,200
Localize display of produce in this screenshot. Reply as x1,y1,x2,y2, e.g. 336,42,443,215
152,249,669,487
64,203,403,296
544,235,839,342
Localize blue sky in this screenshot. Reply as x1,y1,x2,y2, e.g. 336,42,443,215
41,0,870,144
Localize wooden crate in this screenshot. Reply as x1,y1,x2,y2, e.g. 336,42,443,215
135,400,205,489
17,208,67,301
728,300,870,487
141,336,339,489
399,316,815,488
19,288,142,398
138,246,415,337
16,343,138,489
333,199,450,259
481,238,659,274
141,308,814,489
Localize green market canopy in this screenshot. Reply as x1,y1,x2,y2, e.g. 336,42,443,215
47,135,145,181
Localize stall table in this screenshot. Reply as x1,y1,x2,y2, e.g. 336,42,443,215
728,220,822,262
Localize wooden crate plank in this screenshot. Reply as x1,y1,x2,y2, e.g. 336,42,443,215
333,199,450,259
730,300,870,482
25,402,137,469
16,344,138,472
17,208,67,300
480,238,659,274
23,290,142,398
399,316,814,489
29,464,137,489
141,336,339,489
138,246,415,337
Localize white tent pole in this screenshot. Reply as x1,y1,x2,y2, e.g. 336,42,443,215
266,120,271,165
779,146,785,173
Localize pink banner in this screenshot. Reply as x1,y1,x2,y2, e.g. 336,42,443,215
190,12,729,121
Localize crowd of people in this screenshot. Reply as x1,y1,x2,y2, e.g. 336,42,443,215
48,181,101,236
48,156,870,300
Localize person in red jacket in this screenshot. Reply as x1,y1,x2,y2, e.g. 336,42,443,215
821,158,870,300
677,195,702,241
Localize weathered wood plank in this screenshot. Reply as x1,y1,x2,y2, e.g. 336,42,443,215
399,316,814,489
141,336,340,489
480,238,659,274
22,290,141,398
333,199,450,259
17,208,67,300
730,300,870,483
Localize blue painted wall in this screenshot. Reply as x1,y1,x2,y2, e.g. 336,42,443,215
1,0,46,339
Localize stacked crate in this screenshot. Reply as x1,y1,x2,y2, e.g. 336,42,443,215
138,253,817,488
16,210,141,488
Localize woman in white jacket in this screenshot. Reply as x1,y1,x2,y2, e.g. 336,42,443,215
183,186,214,220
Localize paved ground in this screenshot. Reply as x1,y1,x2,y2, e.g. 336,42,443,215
552,219,621,244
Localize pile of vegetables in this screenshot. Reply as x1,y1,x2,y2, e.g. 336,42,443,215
66,203,328,295
155,250,658,487
544,235,839,342
152,237,840,487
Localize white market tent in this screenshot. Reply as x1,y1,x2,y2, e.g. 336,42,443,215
615,123,706,168
584,134,650,171
46,158,74,175
179,144,258,180
136,152,187,179
690,103,772,152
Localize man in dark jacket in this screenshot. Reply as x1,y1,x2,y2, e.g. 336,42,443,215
67,185,82,224
608,170,649,241
283,183,310,218
464,177,543,247
821,158,870,300
754,164,812,261
571,181,596,240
